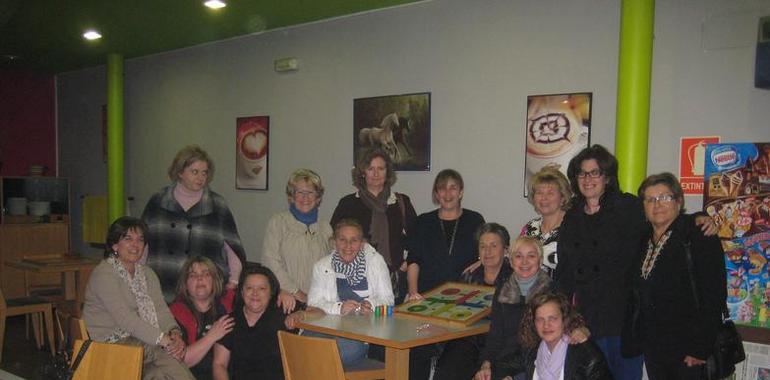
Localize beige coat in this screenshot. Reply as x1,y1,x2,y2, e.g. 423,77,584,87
261,211,332,294
83,260,178,345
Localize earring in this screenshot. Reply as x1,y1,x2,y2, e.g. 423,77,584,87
112,251,119,257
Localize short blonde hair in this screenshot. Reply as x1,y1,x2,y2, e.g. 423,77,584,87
285,169,325,199
167,145,215,184
511,235,544,263
527,166,572,211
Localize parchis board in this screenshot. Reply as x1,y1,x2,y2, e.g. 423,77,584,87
394,282,495,326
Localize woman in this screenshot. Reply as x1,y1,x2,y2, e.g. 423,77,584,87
169,256,236,380
631,173,726,379
212,264,287,380
521,166,572,277
262,169,333,313
474,236,556,380
305,219,394,366
407,169,485,299
555,145,714,380
83,216,194,379
331,148,416,301
494,291,612,380
142,145,246,302
435,223,514,380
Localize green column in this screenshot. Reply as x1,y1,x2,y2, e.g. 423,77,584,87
107,53,125,223
615,0,655,193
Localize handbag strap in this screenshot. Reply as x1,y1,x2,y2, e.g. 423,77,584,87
70,339,92,374
682,234,729,319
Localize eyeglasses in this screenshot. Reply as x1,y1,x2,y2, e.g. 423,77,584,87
294,190,318,198
643,194,676,205
576,169,602,179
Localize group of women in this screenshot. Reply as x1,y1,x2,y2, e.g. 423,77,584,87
81,143,727,380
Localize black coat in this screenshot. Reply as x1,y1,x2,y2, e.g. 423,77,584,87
555,192,646,338
330,192,416,268
494,340,613,380
635,213,726,361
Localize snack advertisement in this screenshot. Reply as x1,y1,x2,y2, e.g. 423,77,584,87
704,142,770,327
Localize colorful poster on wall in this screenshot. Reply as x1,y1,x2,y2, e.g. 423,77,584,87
524,93,591,196
679,136,720,195
703,142,770,327
236,116,269,190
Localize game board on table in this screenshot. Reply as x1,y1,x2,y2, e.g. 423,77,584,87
395,282,495,326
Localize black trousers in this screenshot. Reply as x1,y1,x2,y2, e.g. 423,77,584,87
645,356,706,380
433,336,483,380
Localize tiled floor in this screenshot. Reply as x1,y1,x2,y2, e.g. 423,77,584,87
0,315,55,380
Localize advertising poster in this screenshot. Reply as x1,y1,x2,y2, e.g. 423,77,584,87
704,142,770,327
236,116,269,190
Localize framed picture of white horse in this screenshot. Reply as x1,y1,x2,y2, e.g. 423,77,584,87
354,92,431,171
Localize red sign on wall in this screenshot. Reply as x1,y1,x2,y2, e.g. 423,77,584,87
679,136,720,195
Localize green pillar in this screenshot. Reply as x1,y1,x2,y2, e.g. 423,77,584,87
615,0,655,193
107,53,125,223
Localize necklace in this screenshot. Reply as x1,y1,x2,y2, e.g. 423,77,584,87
439,216,460,256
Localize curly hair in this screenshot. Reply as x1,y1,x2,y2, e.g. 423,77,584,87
518,290,584,349
167,145,215,184
351,148,397,190
527,165,573,211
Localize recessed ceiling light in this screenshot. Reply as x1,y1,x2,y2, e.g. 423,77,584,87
204,0,226,9
83,30,102,40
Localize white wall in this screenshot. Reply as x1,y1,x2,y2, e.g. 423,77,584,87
57,0,770,260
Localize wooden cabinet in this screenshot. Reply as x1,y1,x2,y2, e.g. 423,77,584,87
0,177,70,298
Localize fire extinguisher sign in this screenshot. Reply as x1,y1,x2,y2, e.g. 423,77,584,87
679,136,721,195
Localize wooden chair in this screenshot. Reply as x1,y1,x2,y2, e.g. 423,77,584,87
71,339,143,380
0,287,56,362
278,331,385,380
54,308,88,351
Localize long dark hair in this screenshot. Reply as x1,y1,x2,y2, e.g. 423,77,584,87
234,263,281,312
104,216,148,258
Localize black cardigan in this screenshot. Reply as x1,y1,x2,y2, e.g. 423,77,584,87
636,213,726,361
494,340,613,380
407,209,485,293
330,192,417,268
555,191,646,338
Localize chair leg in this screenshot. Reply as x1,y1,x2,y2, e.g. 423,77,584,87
0,314,6,363
43,306,56,355
31,313,42,348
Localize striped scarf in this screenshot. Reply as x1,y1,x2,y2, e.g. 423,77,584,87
331,249,367,286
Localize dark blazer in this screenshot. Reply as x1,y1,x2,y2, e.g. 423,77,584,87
407,209,485,293
555,191,646,338
494,340,613,380
330,191,416,268
635,213,726,361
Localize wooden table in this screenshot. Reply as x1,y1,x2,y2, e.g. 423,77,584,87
297,313,489,379
5,255,99,302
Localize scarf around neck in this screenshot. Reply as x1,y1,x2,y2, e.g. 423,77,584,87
331,249,367,286
358,188,392,266
106,256,159,342
535,334,569,380
289,203,319,226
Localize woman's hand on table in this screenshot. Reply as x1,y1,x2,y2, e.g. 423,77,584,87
359,300,373,315
285,311,305,330
340,300,360,315
404,292,424,303
208,315,235,341
277,290,297,314
474,361,492,380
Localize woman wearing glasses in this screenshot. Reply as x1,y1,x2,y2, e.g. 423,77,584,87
555,145,714,380
261,169,333,314
629,173,726,379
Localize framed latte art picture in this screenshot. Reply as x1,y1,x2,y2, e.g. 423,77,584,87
524,92,592,196
236,116,269,190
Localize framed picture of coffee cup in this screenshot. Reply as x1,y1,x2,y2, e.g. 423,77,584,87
354,92,431,171
524,92,592,196
236,116,269,190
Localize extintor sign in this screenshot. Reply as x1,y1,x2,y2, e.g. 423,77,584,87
680,136,721,195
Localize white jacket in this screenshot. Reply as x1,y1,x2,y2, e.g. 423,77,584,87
307,243,394,315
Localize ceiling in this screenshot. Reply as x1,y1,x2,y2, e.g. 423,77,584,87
0,0,421,74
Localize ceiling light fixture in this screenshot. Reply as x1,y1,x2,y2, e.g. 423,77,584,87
204,0,226,9
83,30,102,40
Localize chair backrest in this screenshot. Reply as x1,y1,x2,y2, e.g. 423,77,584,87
71,339,143,380
0,287,6,311
277,331,346,380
